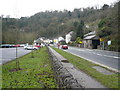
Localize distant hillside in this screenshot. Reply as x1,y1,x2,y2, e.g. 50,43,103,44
1,1,119,51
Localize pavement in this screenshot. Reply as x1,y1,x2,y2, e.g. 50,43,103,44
48,46,107,88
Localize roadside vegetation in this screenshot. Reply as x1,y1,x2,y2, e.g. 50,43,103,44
2,47,57,88
52,47,119,88
0,65,1,89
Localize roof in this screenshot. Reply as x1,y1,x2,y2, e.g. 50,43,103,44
83,35,96,40
84,31,96,37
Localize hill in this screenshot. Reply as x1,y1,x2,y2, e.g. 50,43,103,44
1,1,119,51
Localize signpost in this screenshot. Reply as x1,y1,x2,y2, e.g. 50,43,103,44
107,40,111,46
100,38,105,50
79,41,82,44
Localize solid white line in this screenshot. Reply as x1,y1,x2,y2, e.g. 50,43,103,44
65,50,120,73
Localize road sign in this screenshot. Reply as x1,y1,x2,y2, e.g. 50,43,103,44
79,41,82,44
100,38,104,41
107,40,111,45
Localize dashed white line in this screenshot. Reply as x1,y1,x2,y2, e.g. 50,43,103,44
103,55,120,59
75,48,120,59
96,54,103,56
65,50,120,73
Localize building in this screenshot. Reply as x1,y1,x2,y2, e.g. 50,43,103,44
83,31,100,49
65,31,74,43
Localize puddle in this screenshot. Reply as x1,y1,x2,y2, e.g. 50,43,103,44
93,66,114,75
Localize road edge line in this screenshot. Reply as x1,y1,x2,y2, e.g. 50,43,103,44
65,51,120,73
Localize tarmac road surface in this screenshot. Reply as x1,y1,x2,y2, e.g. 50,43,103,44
63,46,119,72
0,47,32,64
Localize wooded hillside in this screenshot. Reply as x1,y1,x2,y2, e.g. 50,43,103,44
1,1,119,51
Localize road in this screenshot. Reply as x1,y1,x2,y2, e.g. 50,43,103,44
0,47,32,64
61,46,119,72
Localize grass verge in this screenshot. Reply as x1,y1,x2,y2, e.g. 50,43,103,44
52,47,119,88
2,47,57,88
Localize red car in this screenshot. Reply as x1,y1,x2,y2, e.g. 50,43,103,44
34,45,41,48
62,45,68,49
13,44,21,47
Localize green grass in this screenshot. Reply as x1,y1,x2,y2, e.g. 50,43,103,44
2,47,57,88
0,65,2,89
52,47,119,88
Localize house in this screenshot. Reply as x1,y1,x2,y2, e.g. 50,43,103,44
65,31,74,43
83,31,100,49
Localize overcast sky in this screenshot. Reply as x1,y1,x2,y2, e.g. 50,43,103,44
0,0,118,18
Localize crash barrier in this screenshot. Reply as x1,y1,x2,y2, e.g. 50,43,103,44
47,46,83,88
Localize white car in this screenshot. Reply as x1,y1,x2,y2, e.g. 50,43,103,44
20,44,26,47
24,45,38,50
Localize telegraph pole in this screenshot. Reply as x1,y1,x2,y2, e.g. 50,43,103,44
15,29,20,70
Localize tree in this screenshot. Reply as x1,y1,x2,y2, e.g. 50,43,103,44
73,21,78,27
68,11,72,17
2,1,118,50
75,37,81,44
76,20,84,39
102,4,109,10
77,13,80,18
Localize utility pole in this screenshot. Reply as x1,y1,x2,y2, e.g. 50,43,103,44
0,16,2,45
15,29,20,70
0,16,2,89
31,44,34,58
103,41,105,50
58,26,59,42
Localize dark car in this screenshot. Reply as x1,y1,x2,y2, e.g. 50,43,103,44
0,44,12,48
62,45,68,49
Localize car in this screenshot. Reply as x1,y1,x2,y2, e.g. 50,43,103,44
34,45,41,48
24,45,28,49
14,44,21,47
24,45,39,50
0,44,12,48
41,43,45,47
62,45,68,49
20,44,26,47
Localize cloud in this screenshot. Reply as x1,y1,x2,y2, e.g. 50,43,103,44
0,0,117,18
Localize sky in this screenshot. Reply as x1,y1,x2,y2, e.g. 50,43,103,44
0,0,118,18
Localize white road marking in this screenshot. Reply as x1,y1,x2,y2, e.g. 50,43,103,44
103,55,120,59
73,48,120,59
96,54,103,56
113,57,119,59
65,50,120,73
77,49,86,51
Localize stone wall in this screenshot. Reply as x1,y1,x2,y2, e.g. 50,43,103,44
47,46,83,88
